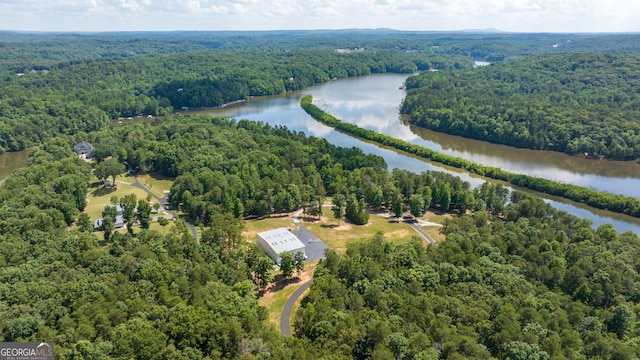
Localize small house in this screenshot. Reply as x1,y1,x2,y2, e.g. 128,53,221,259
256,227,306,264
93,205,125,231
93,215,125,231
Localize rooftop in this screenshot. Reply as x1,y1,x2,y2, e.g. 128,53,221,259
257,227,305,254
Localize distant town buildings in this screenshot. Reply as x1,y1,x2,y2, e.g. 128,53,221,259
336,47,365,54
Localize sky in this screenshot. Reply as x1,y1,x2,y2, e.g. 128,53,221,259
1,0,639,33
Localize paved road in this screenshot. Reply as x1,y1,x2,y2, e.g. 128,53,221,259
405,220,437,245
281,279,313,336
123,170,198,241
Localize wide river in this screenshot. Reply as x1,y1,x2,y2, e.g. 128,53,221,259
188,73,640,234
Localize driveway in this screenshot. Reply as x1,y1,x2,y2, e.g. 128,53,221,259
281,279,313,336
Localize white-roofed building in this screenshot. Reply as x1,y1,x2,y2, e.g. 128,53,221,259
256,227,306,264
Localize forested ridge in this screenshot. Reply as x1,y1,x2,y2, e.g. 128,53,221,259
0,46,471,154
5,31,640,154
401,53,640,161
5,31,640,69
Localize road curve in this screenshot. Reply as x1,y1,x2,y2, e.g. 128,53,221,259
281,279,313,336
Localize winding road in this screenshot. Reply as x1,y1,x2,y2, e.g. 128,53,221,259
405,219,437,245
281,279,313,336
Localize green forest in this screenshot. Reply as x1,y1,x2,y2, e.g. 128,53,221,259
0,46,471,154
2,116,640,359
297,200,640,359
401,53,640,161
2,31,640,359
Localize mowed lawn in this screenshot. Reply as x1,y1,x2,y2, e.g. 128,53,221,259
301,206,417,253
85,182,156,221
419,211,449,243
135,173,174,198
85,171,172,220
83,177,165,241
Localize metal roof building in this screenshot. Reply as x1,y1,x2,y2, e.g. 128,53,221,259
256,227,306,264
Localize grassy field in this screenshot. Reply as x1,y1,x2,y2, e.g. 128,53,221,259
85,181,160,221
301,206,416,253
135,173,174,198
419,211,449,243
83,175,167,240
113,220,173,235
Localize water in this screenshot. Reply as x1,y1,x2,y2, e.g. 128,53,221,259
189,73,640,234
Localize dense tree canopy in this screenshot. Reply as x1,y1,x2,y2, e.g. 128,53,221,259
401,53,640,161
296,192,640,359
0,41,471,154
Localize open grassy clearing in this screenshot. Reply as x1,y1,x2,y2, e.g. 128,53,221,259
420,210,452,225
258,260,318,331
423,227,446,243
85,181,160,221
114,220,171,235
135,173,174,198
301,206,416,253
91,215,176,240
419,210,449,243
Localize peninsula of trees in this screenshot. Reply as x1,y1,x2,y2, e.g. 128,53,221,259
0,47,471,154
401,53,640,161
301,95,640,217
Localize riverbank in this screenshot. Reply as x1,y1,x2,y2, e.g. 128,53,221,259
301,95,640,219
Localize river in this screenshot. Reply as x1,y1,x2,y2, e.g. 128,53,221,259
188,73,640,234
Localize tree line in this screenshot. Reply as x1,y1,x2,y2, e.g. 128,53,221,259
0,45,472,154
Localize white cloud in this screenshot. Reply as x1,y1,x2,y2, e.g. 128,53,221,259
1,0,639,32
